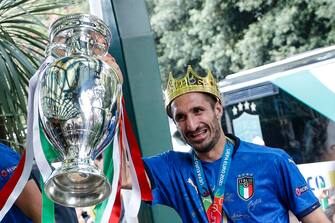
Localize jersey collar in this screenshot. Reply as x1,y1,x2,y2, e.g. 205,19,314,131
225,134,240,158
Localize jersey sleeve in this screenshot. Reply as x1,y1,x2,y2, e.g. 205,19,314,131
275,151,320,219
0,144,20,190
143,151,175,206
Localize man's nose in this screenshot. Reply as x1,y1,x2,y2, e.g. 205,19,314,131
186,116,198,131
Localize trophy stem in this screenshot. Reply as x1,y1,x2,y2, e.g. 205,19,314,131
44,158,111,207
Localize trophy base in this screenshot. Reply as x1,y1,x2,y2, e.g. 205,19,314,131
45,160,111,207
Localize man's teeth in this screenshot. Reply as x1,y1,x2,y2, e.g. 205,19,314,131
191,130,206,137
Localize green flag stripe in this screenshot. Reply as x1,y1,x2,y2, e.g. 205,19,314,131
94,142,114,222
39,125,60,163
41,178,54,223
239,184,245,197
39,126,56,223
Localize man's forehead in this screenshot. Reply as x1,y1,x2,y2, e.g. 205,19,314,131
170,92,209,112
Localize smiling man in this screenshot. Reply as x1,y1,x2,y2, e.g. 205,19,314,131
141,65,330,223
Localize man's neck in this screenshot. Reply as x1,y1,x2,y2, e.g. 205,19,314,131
195,134,227,162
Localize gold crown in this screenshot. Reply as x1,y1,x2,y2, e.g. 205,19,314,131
164,65,221,110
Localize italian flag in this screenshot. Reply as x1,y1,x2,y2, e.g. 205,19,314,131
0,57,51,222
239,181,253,200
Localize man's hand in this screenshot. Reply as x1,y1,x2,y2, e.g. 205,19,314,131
102,54,123,83
121,147,151,190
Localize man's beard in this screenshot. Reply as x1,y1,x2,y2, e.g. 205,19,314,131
181,118,221,154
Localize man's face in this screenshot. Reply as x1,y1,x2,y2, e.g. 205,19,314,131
170,92,223,153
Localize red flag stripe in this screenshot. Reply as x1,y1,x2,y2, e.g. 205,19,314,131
109,185,121,223
122,99,153,201
0,151,26,208
248,183,253,197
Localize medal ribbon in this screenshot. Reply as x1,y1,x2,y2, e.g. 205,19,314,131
192,139,233,223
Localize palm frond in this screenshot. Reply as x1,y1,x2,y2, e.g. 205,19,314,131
0,0,67,151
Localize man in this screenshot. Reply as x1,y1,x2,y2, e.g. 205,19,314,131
141,65,330,222
0,143,42,223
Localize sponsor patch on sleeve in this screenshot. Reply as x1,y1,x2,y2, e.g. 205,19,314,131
295,185,309,196
0,165,17,181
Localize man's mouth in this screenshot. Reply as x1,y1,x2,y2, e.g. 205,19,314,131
187,129,207,142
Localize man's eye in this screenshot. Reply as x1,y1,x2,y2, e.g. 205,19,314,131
193,108,202,113
175,115,184,122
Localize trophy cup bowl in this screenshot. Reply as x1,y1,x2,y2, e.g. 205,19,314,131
38,14,122,207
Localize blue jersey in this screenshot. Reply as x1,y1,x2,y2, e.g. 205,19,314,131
143,135,319,223
0,144,32,223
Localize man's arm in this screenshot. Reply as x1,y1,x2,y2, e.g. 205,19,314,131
121,148,151,190
15,179,42,223
101,54,151,190
301,207,331,223
102,54,123,83
121,148,132,189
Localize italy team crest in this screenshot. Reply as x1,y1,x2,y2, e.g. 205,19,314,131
237,176,254,200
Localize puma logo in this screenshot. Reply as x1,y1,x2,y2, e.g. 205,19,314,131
187,178,198,194
288,158,296,165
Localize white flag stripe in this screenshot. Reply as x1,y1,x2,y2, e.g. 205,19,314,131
121,113,141,218
243,187,249,199
31,59,53,182
101,128,121,223
121,189,139,223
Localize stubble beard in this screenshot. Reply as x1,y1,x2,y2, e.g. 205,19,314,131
182,118,222,154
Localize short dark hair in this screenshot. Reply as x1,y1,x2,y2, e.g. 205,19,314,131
204,92,218,109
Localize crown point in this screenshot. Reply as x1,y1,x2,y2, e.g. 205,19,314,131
164,65,221,114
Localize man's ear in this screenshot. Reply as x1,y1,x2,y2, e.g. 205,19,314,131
214,101,223,119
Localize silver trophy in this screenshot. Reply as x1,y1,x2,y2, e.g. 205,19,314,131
38,14,122,207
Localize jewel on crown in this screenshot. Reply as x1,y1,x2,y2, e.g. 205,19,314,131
164,65,221,108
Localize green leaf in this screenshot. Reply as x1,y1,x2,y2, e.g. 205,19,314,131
0,0,66,150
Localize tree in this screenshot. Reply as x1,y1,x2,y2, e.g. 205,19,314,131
146,0,335,83
0,0,70,151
